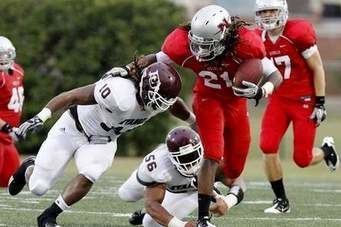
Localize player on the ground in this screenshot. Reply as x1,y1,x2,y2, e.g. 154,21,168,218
118,126,245,227
254,0,339,214
8,62,194,227
113,5,283,226
0,36,24,187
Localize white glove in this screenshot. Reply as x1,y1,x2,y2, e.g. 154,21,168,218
232,81,264,106
103,67,129,78
16,116,44,139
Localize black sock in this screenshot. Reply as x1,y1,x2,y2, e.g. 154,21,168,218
270,179,287,200
43,202,63,218
198,193,211,219
321,144,332,157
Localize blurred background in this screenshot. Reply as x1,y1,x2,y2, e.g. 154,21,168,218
0,0,340,159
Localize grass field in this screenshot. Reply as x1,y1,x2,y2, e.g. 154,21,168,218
1,102,340,227
1,157,341,227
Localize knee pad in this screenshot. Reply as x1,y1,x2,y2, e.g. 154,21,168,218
142,214,159,227
118,186,140,202
28,180,50,196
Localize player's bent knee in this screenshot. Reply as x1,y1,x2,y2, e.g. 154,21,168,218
29,180,50,196
260,142,278,154
118,186,138,202
294,157,311,168
142,214,159,227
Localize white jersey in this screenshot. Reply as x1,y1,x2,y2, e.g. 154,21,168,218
136,144,196,193
77,76,158,140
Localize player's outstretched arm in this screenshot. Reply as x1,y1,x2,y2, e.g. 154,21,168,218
169,97,196,125
15,84,96,139
144,184,195,227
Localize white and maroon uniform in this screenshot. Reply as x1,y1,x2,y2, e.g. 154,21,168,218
118,144,197,227
28,76,160,196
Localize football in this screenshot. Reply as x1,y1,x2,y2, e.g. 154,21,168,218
233,59,263,88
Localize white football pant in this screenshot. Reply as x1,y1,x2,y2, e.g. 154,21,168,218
28,111,117,196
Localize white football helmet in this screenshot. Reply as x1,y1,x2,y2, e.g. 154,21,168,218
0,36,16,71
255,0,288,30
188,5,231,62
166,126,203,177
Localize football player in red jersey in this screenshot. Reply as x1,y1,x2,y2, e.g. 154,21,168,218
254,0,339,214
113,5,283,226
0,36,24,187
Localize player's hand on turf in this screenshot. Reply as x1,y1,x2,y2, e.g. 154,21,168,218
209,197,228,217
232,81,264,106
310,96,327,126
16,116,44,139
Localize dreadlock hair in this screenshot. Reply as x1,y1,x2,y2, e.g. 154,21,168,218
223,16,251,56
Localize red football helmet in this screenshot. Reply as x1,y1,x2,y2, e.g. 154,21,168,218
166,126,203,177
139,62,182,112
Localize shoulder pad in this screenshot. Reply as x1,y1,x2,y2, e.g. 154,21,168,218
94,77,136,112
285,19,317,51
235,27,266,60
161,27,192,66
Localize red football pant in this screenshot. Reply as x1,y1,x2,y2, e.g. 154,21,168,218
260,96,316,167
193,94,250,179
0,142,20,187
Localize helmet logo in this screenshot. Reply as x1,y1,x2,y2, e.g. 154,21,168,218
148,70,161,93
216,18,230,34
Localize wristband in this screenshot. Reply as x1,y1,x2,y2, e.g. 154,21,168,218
37,108,52,122
315,96,325,106
168,216,186,227
261,82,274,98
185,112,196,125
0,123,13,133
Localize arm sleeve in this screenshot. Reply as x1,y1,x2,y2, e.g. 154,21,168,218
291,20,317,55
261,57,278,77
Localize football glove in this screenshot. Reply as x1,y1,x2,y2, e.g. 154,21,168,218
310,96,327,126
16,116,44,139
232,81,264,106
102,66,129,78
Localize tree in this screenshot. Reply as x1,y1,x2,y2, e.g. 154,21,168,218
0,0,192,155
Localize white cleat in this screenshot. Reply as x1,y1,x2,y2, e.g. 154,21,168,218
264,198,290,214
322,137,339,172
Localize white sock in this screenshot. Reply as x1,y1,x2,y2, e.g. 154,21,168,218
55,195,71,211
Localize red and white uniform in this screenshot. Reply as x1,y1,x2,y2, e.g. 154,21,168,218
157,26,267,178
0,63,24,186
257,19,318,167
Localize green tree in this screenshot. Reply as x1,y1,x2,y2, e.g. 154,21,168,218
0,0,193,155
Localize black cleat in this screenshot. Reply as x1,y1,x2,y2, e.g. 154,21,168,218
37,214,60,227
197,216,216,227
322,137,339,172
129,210,145,225
8,156,35,196
264,198,290,214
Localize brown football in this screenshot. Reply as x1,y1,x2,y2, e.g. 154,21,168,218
233,59,263,88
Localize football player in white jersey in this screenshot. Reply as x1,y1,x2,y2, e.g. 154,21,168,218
8,62,195,227
118,126,245,227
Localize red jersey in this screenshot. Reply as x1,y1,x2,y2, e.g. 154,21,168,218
256,19,317,99
0,63,24,143
161,26,265,100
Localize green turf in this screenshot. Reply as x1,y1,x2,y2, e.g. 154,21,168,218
1,157,341,227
